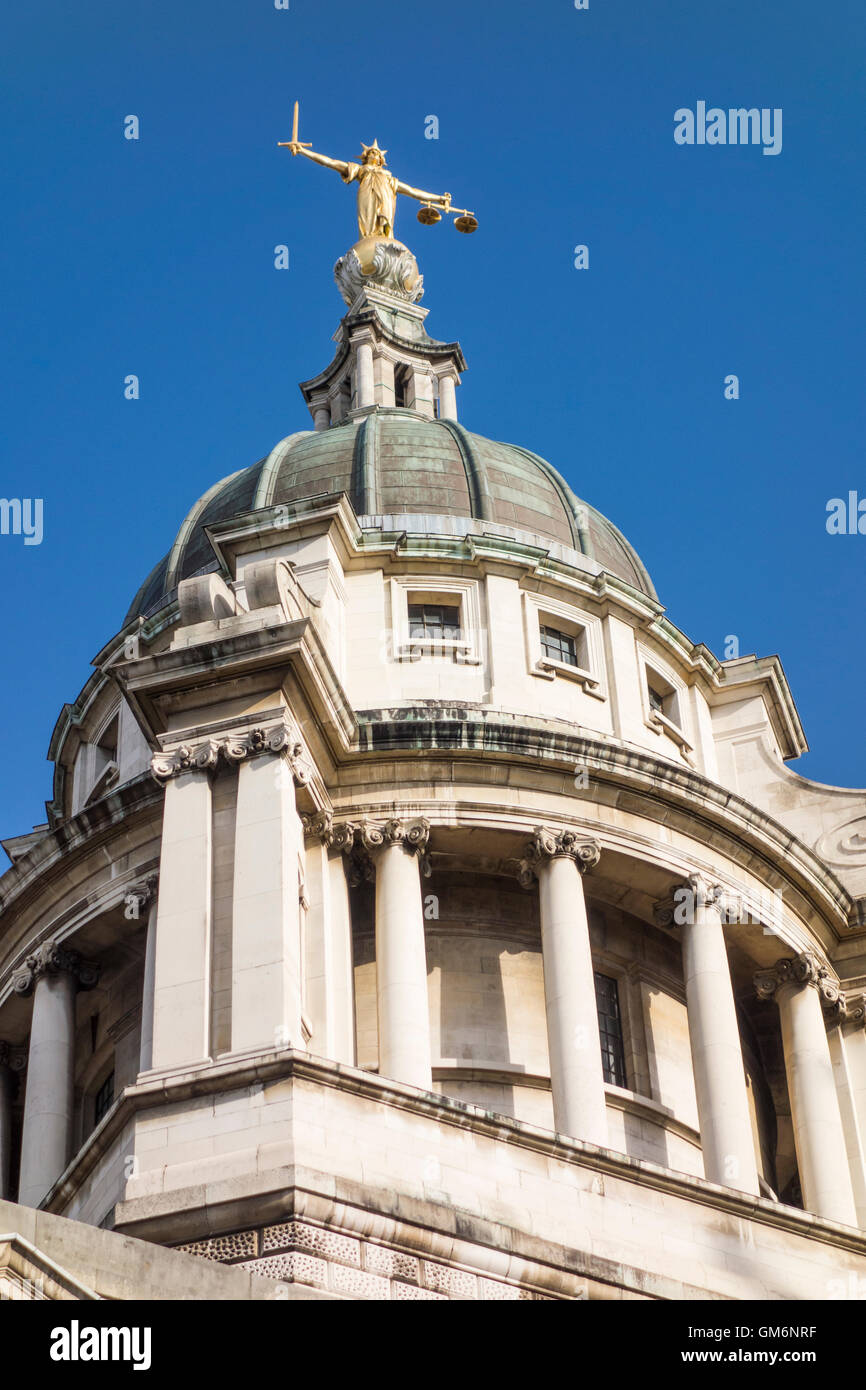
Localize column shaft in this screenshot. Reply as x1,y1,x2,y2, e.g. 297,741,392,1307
230,753,302,1052
375,842,432,1090
538,855,608,1145
681,897,759,1195
151,770,213,1070
355,342,375,408
138,900,158,1073
19,971,76,1208
439,375,458,421
778,982,857,1225
304,838,355,1064
828,1024,866,1227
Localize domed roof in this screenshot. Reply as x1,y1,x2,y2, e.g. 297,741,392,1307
125,411,656,623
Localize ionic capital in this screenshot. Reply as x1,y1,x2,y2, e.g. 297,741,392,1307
359,818,431,857
301,810,334,845
0,1041,27,1073
653,873,725,929
518,827,600,887
12,942,100,998
151,739,221,782
123,873,158,922
754,953,842,1017
152,721,310,786
840,992,866,1030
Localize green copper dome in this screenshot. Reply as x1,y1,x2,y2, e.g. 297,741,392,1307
125,410,656,623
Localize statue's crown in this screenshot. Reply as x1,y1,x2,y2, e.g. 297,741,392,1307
361,138,387,158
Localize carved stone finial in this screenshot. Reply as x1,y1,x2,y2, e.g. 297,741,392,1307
518,827,600,887
754,952,843,1019
12,943,100,998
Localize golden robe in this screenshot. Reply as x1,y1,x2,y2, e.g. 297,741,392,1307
342,162,399,238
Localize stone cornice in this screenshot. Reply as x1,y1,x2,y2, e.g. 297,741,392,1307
518,827,600,887
0,776,160,924
12,942,100,997
353,718,857,934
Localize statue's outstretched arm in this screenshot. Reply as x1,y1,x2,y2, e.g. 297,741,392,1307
396,179,452,210
293,145,351,177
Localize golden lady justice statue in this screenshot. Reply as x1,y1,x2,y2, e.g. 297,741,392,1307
278,103,478,239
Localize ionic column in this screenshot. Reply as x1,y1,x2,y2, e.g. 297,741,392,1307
519,829,608,1146
15,945,99,1208
312,403,330,432
228,726,305,1054
655,876,759,1194
755,954,858,1226
354,340,375,409
358,818,432,1091
150,743,218,1070
438,373,458,422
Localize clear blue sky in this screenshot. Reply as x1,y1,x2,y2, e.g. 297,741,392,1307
2,0,864,840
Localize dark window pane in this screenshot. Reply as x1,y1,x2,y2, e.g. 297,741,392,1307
594,972,627,1088
540,624,578,667
94,1071,115,1126
648,684,665,713
408,603,462,640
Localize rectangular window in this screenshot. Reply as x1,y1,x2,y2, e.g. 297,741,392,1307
645,665,680,727
540,624,578,668
594,972,627,1088
94,1070,115,1126
408,603,462,641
